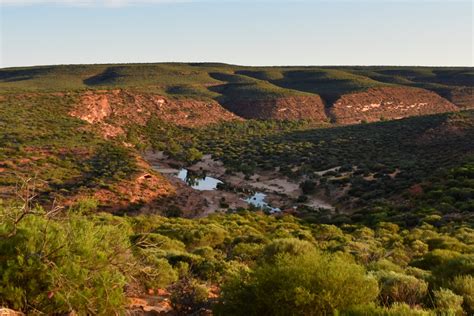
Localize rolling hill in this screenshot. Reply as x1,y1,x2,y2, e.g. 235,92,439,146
1,63,472,124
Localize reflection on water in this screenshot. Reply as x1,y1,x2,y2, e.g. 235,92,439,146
245,192,281,213
176,169,223,191
175,170,280,212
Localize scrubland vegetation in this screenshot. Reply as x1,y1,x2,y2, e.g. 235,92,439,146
0,63,472,314
1,97,473,315
1,64,471,105
132,111,474,225
1,199,473,314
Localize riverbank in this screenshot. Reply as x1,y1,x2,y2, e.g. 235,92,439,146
144,152,334,215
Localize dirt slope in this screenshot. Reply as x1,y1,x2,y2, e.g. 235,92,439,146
223,95,328,121
67,154,211,217
330,87,459,124
70,89,241,137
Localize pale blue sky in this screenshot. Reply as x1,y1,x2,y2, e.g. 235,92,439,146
1,0,473,67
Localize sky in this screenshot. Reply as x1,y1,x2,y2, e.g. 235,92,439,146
0,0,473,68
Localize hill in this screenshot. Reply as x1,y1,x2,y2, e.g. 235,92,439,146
1,63,472,123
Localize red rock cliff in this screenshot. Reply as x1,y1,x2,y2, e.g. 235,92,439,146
70,89,241,137
330,87,458,124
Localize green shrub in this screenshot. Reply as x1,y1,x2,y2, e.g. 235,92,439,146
215,250,379,316
375,271,428,306
86,143,137,181
405,267,431,280
434,288,464,316
184,147,203,163
69,197,99,214
368,259,404,273
231,242,265,262
0,207,131,314
413,249,461,271
170,277,210,315
433,254,474,284
342,302,432,315
131,232,186,252
261,238,315,263
450,275,474,314
133,249,178,289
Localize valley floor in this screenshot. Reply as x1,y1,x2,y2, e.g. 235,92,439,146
146,152,335,216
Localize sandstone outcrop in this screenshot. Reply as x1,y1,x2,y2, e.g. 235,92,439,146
70,90,241,137
330,87,458,124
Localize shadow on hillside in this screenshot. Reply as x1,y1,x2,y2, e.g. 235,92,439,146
0,67,54,82
83,67,124,86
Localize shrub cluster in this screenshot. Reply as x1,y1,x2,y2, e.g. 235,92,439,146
1,203,472,314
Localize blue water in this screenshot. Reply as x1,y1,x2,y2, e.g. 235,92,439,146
176,169,281,212
245,192,281,213
177,169,223,191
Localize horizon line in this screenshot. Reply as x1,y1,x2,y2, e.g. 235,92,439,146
2,61,473,69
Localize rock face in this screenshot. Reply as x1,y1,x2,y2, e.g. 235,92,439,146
70,90,241,137
69,87,464,129
223,95,328,121
330,87,459,124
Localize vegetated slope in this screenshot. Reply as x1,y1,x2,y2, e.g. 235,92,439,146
236,68,389,105
182,111,474,225
341,66,474,109
208,72,329,121
235,67,462,123
1,63,470,123
2,204,474,315
0,93,209,215
103,107,473,225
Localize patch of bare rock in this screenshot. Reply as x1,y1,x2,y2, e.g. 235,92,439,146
330,87,459,124
69,89,241,138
